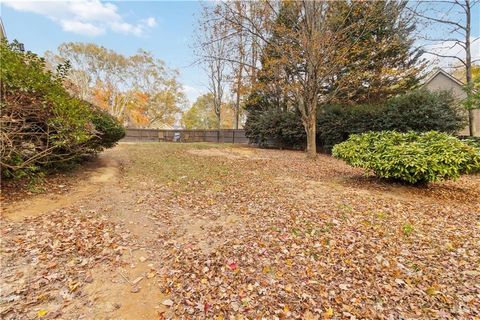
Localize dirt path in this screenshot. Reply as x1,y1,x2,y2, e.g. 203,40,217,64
2,156,120,221
1,149,171,319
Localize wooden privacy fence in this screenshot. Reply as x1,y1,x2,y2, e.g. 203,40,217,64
122,128,249,144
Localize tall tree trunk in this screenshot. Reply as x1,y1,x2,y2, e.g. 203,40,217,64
235,88,240,129
298,90,317,159
465,0,474,136
306,117,317,159
216,108,221,129
303,99,317,159
234,67,242,129
234,8,244,131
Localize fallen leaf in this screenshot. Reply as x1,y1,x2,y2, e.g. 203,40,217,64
426,286,438,296
324,307,334,318
227,262,237,271
37,309,48,317
162,299,174,307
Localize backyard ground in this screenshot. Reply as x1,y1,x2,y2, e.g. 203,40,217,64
1,142,479,319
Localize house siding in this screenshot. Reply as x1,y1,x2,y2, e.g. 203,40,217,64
424,72,480,136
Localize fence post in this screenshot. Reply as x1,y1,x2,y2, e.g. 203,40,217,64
233,130,235,144
217,130,220,143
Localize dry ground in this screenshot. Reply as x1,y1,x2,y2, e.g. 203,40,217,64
1,142,479,319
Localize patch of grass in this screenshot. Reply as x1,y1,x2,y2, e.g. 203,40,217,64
376,211,388,219
122,143,241,191
291,228,301,236
337,203,353,213
409,263,421,272
319,222,335,233
402,223,414,236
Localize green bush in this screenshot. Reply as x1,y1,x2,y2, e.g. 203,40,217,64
317,104,385,152
0,40,124,178
379,89,465,133
318,90,466,151
332,131,480,184
459,136,480,150
245,89,466,152
90,107,126,150
244,94,305,148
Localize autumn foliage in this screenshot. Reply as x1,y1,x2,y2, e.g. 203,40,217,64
219,0,426,156
45,43,185,129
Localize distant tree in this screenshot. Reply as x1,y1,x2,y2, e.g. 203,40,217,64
128,50,186,127
195,7,229,129
182,93,235,129
45,43,185,128
221,2,266,129
452,64,480,115
182,94,218,129
220,101,235,129
327,0,425,104
195,2,270,130
463,72,480,114
452,64,480,82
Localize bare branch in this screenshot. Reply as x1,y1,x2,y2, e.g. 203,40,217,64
425,51,467,66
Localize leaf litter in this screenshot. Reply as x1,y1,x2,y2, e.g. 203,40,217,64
0,208,131,319
1,143,479,319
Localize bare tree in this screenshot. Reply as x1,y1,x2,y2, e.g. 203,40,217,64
224,1,267,129
229,2,246,129
195,5,230,129
200,1,271,129
412,0,479,135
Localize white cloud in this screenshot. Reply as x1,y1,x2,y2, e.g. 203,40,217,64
111,21,143,37
3,0,157,37
183,85,205,104
60,20,105,36
143,17,157,28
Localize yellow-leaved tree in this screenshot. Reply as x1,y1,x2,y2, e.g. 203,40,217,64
45,43,186,128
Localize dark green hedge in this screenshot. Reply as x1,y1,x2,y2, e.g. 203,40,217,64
244,99,306,149
245,89,467,152
379,90,464,132
316,104,385,151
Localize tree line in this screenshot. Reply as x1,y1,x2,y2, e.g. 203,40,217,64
45,43,186,129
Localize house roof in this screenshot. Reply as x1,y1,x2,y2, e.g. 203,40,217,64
423,67,465,87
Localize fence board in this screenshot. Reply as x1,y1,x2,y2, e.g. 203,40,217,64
122,128,249,144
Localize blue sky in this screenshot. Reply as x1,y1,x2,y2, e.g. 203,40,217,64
1,0,479,105
1,0,207,103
